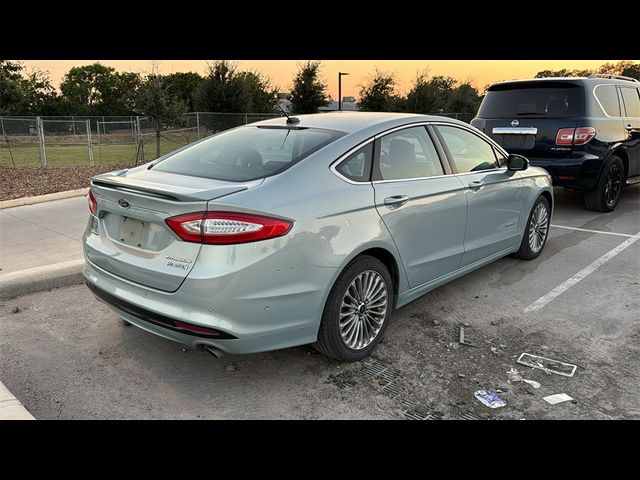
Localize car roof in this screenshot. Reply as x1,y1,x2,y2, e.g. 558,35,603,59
489,76,639,89
250,111,469,134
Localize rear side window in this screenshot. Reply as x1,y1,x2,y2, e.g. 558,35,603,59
594,85,621,116
478,83,584,118
438,125,499,173
335,143,373,182
620,87,640,117
375,126,444,181
152,126,345,182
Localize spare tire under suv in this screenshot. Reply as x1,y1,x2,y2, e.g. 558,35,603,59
471,74,640,212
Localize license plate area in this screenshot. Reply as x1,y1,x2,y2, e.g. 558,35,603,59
493,134,536,150
117,216,149,248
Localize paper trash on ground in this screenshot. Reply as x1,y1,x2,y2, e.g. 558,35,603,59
543,393,574,405
507,368,541,388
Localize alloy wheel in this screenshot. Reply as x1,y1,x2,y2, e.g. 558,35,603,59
339,270,388,350
528,202,549,254
604,164,622,207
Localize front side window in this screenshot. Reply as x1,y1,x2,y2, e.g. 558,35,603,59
437,125,499,173
620,87,640,118
594,85,621,116
375,126,444,181
335,143,373,182
152,126,345,182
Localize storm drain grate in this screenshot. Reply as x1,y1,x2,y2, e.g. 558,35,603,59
459,412,482,420
403,410,443,420
380,380,402,397
335,379,356,389
345,356,446,420
362,357,390,377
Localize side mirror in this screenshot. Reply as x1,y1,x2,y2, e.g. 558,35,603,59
506,154,529,171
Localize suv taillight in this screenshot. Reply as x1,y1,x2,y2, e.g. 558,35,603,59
88,189,97,216
555,127,596,146
165,212,293,245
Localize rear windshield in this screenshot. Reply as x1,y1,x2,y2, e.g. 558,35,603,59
478,83,584,118
151,126,345,182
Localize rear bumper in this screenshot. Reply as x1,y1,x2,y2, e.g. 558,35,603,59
527,153,604,191
83,248,338,354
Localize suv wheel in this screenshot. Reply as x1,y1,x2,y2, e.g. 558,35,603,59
313,255,394,361
585,155,624,212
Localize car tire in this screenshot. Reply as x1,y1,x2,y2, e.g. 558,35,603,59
313,255,394,362
584,155,624,212
514,195,550,260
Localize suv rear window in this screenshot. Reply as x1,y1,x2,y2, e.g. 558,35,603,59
478,82,584,118
152,126,345,182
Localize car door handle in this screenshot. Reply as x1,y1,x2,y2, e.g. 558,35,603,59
384,195,409,207
468,181,485,189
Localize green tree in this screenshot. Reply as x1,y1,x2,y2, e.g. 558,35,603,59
194,61,251,113
0,60,24,115
60,63,141,115
236,71,277,113
445,82,482,114
163,72,204,111
405,72,456,113
17,69,62,115
598,60,640,80
620,63,640,80
534,68,593,78
136,73,187,160
289,61,328,114
358,69,402,112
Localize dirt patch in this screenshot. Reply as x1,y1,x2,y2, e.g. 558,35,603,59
0,164,135,201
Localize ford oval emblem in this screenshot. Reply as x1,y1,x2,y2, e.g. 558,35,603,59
118,199,130,209
511,119,520,127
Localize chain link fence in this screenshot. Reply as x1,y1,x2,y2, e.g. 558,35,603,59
0,111,475,167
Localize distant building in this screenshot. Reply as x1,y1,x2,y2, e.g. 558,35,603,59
275,93,358,113
319,97,358,112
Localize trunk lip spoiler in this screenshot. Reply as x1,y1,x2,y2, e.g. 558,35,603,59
90,174,259,202
91,180,183,201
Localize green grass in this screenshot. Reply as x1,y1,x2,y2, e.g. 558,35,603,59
0,137,196,167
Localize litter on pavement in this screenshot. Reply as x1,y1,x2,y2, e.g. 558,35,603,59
507,368,541,388
516,353,577,377
474,390,507,408
543,393,574,405
459,325,478,348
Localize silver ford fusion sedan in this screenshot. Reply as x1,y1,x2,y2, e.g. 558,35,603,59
83,112,552,361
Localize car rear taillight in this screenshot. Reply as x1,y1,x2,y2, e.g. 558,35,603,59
573,127,596,145
88,189,97,216
165,211,293,245
555,127,596,146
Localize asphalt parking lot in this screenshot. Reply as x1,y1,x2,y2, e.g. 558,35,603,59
1,185,638,420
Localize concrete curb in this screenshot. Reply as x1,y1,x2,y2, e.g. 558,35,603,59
0,259,85,300
0,188,89,210
0,381,35,420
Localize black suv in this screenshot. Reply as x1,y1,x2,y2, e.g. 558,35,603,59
471,75,640,211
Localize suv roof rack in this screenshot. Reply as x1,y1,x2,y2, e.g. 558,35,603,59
588,74,640,83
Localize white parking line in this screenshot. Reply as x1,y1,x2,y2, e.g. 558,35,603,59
524,231,640,313
551,224,634,238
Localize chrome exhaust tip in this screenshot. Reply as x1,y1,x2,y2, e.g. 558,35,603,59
204,345,225,358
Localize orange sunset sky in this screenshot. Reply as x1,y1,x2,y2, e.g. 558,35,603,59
21,60,631,99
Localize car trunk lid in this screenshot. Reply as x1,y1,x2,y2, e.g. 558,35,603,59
85,166,262,292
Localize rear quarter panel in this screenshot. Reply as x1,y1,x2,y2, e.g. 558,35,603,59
205,139,411,301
